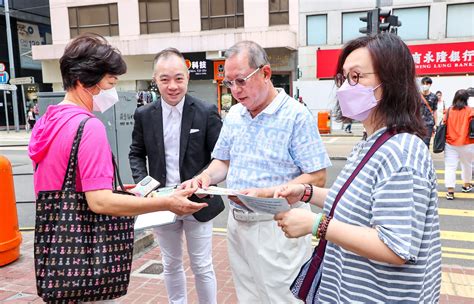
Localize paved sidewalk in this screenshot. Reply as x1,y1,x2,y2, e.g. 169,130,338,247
0,231,472,303
0,130,31,147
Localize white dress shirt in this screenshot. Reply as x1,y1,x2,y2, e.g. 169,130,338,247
161,97,185,186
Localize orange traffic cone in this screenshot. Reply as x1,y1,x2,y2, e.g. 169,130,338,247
0,155,22,266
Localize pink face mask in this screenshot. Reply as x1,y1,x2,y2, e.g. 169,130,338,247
336,80,382,121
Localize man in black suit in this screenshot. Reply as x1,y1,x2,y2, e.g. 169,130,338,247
129,48,222,304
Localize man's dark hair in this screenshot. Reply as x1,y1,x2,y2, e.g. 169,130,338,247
153,47,186,70
334,33,426,138
452,89,469,110
421,76,432,85
435,91,442,95
59,33,126,90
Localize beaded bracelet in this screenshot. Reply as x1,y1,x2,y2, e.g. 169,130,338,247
316,214,326,239
318,216,332,240
311,213,323,237
300,184,313,203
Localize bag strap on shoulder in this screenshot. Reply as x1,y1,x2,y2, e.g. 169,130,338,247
329,129,397,216
421,94,434,115
61,117,91,191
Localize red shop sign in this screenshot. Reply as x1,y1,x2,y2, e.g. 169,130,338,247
316,41,474,79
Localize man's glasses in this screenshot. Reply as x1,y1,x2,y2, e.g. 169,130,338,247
223,65,264,89
335,71,376,87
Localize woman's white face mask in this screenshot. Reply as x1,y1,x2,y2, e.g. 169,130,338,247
90,85,119,113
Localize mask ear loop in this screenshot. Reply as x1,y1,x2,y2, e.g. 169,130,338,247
373,83,383,102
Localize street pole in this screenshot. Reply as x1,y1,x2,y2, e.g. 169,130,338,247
4,0,20,132
3,91,10,133
20,84,27,130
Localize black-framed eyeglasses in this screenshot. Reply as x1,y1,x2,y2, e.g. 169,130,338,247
222,65,264,89
335,71,377,87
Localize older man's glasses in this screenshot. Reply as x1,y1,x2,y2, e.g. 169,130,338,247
335,71,376,87
223,65,264,89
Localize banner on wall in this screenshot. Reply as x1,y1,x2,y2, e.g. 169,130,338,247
316,41,474,79
17,22,42,70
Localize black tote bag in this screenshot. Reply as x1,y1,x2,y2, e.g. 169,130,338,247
433,108,450,154
34,118,135,303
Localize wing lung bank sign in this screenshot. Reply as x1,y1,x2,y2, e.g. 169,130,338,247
17,21,51,70
184,52,214,80
316,41,474,78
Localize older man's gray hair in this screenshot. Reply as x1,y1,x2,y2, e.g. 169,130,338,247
224,41,270,69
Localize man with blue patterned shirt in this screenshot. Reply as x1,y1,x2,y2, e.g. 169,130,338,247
184,41,331,303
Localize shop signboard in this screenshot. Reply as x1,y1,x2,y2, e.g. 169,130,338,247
213,61,225,81
10,76,35,85
184,52,214,80
17,22,42,70
316,41,474,78
0,84,17,91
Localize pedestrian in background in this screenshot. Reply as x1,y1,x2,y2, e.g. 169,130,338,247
273,33,441,303
27,106,36,131
420,76,438,148
344,119,352,133
444,89,474,200
436,90,445,126
184,40,331,303
129,48,223,304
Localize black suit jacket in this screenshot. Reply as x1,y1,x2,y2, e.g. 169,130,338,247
129,94,223,221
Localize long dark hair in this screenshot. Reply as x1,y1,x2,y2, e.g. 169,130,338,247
334,33,426,138
452,89,469,110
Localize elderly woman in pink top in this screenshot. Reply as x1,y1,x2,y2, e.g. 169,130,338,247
28,33,204,219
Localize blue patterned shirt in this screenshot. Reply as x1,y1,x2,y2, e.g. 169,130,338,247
212,89,331,203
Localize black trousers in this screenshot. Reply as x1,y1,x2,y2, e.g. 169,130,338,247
423,124,434,149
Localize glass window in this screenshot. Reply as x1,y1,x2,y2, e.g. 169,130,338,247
139,0,180,34
447,3,474,38
342,11,366,43
269,0,289,26
307,15,327,45
393,7,429,40
201,0,244,30
68,4,119,38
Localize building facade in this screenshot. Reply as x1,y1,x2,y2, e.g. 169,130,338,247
297,0,473,125
33,0,299,112
0,0,52,128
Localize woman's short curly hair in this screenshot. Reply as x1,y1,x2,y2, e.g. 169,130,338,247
59,33,127,90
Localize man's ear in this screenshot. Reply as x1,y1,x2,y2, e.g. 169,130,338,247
262,65,272,81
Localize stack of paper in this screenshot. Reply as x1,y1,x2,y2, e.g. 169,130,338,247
134,187,177,230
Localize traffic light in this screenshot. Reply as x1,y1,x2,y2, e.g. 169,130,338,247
378,9,401,34
359,9,379,35
359,8,402,35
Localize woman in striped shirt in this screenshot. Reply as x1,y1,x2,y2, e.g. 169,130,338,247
274,33,441,303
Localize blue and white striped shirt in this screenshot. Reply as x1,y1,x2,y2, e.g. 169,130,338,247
212,89,331,199
318,128,442,303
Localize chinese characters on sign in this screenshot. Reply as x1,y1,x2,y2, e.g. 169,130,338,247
410,42,474,75
184,53,214,80
316,41,474,78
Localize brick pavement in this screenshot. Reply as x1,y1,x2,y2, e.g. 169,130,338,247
1,231,473,303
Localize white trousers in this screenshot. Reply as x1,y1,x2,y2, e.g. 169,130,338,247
444,143,474,188
155,215,216,304
227,207,312,304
